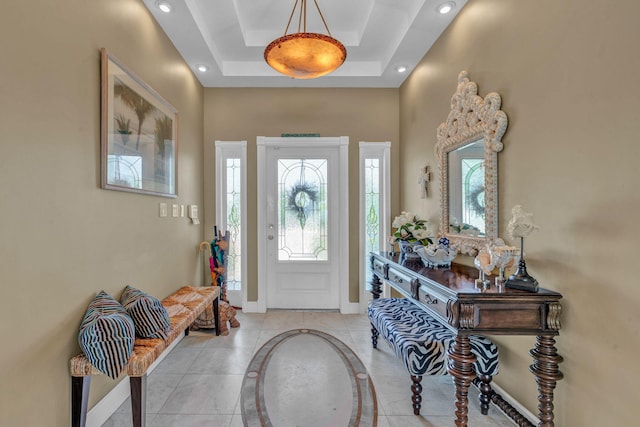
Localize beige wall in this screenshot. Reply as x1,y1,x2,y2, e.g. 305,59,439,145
203,88,400,303
400,0,640,425
2,0,638,425
0,1,204,425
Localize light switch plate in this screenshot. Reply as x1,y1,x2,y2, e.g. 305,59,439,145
188,205,200,224
172,204,179,217
159,203,168,217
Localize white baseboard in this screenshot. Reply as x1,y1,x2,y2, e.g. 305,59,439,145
342,302,366,314
242,301,362,313
242,301,263,313
85,332,185,427
85,376,129,427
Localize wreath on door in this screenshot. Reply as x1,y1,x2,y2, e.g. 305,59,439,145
287,182,318,229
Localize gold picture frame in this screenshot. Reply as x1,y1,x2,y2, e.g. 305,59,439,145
100,48,178,197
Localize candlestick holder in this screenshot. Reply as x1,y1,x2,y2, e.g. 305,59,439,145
489,244,517,290
505,236,538,292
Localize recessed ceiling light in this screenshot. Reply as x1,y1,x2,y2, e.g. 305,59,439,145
156,1,172,13
438,1,455,14
396,65,407,73
197,65,208,72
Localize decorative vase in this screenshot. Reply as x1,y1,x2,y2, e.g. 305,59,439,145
416,238,458,269
397,240,423,260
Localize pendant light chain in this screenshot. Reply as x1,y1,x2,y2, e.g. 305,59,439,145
282,0,333,37
283,0,300,36
313,0,333,37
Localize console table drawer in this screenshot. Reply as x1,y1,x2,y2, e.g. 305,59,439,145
417,283,449,322
372,257,387,277
450,301,560,333
386,266,414,295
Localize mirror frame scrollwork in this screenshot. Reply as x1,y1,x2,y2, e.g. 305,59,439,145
435,70,508,255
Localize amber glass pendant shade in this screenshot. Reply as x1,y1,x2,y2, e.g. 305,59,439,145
264,0,346,79
264,32,346,79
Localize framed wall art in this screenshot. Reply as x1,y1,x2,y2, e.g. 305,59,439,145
100,48,178,197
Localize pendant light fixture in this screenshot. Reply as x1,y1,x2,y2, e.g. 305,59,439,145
264,0,346,79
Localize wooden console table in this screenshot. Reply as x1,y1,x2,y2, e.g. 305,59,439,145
370,251,563,427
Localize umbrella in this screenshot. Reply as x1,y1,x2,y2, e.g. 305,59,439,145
210,227,229,299
199,240,217,286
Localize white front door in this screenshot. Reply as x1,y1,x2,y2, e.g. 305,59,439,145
257,137,348,310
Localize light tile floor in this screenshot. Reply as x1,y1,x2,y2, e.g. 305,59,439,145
104,310,515,427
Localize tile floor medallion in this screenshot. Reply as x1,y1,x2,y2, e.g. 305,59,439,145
241,329,377,427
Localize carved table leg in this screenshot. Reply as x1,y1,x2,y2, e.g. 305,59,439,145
371,272,382,300
447,334,477,427
530,335,564,427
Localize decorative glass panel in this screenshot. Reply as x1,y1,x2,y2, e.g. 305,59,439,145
364,159,380,287
461,158,484,233
226,158,242,290
278,159,328,261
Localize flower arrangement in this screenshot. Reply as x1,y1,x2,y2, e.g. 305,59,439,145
391,211,433,245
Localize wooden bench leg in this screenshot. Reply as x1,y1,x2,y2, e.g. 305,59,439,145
411,375,423,415
370,324,379,349
71,376,90,427
213,297,220,336
130,375,147,427
475,374,494,415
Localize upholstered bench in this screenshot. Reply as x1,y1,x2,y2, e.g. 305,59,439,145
70,285,220,427
367,297,499,416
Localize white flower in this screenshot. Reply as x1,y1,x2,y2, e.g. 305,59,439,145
391,211,414,228
391,211,433,245
413,228,429,240
392,215,409,228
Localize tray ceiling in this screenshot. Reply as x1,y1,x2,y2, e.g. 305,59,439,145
142,0,467,87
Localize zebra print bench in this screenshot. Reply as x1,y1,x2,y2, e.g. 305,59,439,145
367,298,499,416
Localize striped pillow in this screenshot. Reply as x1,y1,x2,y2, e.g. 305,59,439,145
78,291,135,379
120,285,170,340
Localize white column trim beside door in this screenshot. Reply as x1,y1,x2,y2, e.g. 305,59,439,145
256,136,350,313
358,141,391,312
256,138,268,313
214,140,247,309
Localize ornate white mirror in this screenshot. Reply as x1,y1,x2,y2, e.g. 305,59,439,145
435,71,508,255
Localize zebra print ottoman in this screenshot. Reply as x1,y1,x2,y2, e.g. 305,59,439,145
367,297,499,416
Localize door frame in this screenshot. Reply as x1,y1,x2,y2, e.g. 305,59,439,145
256,136,351,313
